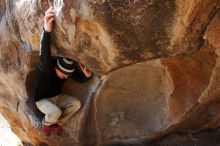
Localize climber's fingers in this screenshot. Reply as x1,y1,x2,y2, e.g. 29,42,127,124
48,17,54,24
45,9,54,15
45,14,54,22
44,6,54,32
45,6,54,15
79,63,92,78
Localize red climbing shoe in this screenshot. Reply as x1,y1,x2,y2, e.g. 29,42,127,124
43,125,52,137
55,124,63,136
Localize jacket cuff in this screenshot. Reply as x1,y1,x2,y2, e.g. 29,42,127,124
41,28,51,43
43,28,51,36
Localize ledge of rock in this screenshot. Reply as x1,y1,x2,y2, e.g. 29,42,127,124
0,0,220,145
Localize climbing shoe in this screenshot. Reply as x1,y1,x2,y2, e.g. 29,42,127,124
54,124,63,136
43,125,52,137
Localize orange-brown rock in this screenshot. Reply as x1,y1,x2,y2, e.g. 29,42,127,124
0,0,220,145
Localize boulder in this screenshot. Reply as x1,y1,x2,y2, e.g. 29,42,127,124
0,0,220,145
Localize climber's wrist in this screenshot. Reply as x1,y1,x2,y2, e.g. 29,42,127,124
44,25,52,33
43,27,51,34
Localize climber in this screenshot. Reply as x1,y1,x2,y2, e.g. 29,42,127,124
34,6,92,137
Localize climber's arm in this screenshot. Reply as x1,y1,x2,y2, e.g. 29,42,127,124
79,63,92,78
38,6,54,73
71,63,93,83
35,7,55,101
38,31,51,73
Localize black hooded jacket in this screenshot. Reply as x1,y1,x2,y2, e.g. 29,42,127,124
34,31,91,101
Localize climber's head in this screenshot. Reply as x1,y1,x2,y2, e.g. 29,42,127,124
55,57,75,79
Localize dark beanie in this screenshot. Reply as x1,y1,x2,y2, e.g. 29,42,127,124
56,57,75,75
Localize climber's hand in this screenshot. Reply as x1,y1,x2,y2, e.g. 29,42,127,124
79,63,92,78
44,6,54,33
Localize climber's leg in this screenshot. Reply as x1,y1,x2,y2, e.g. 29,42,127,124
55,94,81,125
36,99,62,126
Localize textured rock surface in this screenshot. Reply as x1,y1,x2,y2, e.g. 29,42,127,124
149,129,220,146
0,0,220,146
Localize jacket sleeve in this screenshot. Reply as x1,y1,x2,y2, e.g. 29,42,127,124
38,30,52,74
34,69,50,101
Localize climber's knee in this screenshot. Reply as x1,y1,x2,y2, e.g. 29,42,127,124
36,99,62,124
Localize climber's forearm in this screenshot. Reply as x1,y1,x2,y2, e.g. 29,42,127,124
38,6,54,73
38,30,52,73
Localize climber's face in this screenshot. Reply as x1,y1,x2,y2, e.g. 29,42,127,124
55,68,69,79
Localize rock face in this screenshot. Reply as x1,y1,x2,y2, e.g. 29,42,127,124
0,0,220,145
